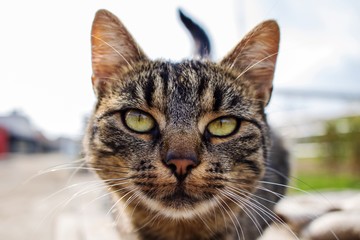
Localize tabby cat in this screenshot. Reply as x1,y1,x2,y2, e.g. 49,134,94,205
84,9,289,240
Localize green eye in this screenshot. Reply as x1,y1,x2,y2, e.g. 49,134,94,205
124,110,155,133
207,117,238,137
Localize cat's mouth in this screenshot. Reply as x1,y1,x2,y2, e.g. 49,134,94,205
161,187,200,205
141,186,219,219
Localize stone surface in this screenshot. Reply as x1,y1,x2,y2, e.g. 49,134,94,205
260,191,360,240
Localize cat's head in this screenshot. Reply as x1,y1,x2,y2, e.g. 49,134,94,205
84,10,279,219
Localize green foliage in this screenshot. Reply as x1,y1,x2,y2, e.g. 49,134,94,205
293,172,360,191
293,115,360,190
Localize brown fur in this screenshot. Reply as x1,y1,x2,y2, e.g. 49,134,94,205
84,9,289,240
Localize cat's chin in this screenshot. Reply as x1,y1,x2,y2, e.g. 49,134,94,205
139,191,219,219
160,187,201,204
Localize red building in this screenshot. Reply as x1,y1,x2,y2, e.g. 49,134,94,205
0,111,55,154
0,126,8,157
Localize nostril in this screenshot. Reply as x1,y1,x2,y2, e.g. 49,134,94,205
186,164,194,172
168,163,177,173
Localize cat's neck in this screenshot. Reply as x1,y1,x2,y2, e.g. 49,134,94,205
115,199,238,240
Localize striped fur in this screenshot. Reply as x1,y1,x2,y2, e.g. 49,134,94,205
84,9,289,240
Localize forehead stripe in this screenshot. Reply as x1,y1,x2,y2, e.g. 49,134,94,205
213,86,223,111
160,68,169,97
197,76,208,97
144,74,155,107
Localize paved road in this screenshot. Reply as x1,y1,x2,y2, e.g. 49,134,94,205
0,153,115,240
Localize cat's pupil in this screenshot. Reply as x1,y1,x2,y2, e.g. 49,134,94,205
207,117,238,137
124,109,155,133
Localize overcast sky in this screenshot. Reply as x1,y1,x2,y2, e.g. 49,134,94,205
1,0,359,138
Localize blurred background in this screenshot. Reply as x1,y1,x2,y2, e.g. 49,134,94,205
0,0,359,239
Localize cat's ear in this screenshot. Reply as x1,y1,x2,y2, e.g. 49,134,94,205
220,20,280,106
91,9,147,95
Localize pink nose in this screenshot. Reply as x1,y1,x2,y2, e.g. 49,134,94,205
167,159,197,177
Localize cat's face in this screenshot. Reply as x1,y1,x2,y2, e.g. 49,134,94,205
84,10,279,219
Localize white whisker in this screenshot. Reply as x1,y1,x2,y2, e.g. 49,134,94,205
81,181,131,211
216,196,244,240
221,189,263,237
91,35,133,69
106,187,136,216
225,187,300,240
66,160,87,185
23,166,100,184
41,180,105,202
235,52,278,81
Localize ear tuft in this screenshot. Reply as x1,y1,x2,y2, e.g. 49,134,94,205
221,20,280,106
91,9,147,96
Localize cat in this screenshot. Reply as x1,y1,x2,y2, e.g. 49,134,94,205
83,9,289,240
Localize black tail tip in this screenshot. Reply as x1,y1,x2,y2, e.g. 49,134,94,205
177,8,211,59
